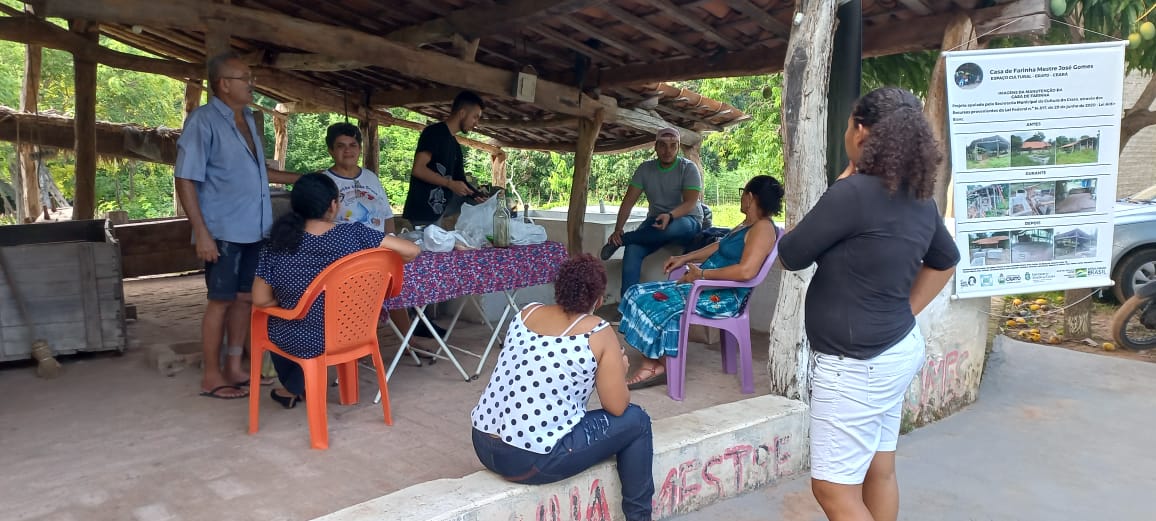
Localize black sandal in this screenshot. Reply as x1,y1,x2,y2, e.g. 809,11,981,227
269,389,302,409
626,368,667,390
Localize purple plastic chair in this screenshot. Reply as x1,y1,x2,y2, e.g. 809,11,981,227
664,227,782,401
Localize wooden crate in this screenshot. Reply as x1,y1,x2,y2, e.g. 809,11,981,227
0,220,126,361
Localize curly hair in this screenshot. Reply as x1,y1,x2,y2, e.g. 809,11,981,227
554,254,607,315
852,87,942,200
743,175,785,217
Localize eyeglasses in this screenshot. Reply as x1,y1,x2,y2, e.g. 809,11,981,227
221,76,256,85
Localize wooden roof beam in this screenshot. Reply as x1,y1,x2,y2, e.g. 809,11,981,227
650,0,742,50
264,51,368,71
385,0,606,44
599,0,1049,86
0,16,202,79
727,0,792,40
528,25,625,66
557,16,641,59
31,0,617,120
497,134,654,154
599,4,700,57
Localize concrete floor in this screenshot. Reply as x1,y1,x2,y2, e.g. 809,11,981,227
673,337,1156,521
0,275,772,521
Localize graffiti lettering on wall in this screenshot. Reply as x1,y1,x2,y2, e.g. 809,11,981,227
906,349,973,416
513,436,793,521
654,435,792,516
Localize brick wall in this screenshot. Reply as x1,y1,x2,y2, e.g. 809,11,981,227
1119,72,1156,198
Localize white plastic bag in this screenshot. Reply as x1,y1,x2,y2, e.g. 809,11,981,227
457,195,498,240
422,225,458,252
510,220,547,245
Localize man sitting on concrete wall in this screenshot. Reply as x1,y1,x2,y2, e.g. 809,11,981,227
600,127,703,298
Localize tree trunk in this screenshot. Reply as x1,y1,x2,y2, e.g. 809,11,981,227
926,13,976,217
176,82,203,217
680,141,705,202
70,19,98,221
767,0,839,401
490,152,507,188
1064,288,1094,340
273,113,289,171
19,31,42,223
567,109,604,256
1120,73,1156,152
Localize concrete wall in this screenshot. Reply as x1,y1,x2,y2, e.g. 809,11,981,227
312,396,808,521
1119,72,1156,199
901,280,991,430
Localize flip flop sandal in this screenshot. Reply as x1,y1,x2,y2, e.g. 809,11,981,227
200,385,248,400
627,370,667,390
269,389,302,409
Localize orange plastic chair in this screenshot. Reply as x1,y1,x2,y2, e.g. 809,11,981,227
248,248,405,449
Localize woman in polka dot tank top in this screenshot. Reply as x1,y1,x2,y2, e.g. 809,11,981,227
471,255,654,521
252,173,419,409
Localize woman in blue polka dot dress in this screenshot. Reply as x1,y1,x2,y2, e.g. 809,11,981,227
252,173,419,409
471,255,654,521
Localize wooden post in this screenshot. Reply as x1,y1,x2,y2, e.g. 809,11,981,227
205,0,231,98
175,81,203,216
358,117,379,174
926,13,976,217
70,19,98,221
490,152,507,188
273,113,289,170
567,110,604,256
767,0,840,401
19,23,42,223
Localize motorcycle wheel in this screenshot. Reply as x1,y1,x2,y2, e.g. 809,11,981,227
1111,294,1156,351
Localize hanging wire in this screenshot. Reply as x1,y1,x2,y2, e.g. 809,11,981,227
946,14,1125,53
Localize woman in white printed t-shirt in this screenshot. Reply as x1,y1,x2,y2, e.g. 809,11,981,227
321,123,431,345
471,254,654,521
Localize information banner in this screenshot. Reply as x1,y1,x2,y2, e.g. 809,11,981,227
944,42,1126,298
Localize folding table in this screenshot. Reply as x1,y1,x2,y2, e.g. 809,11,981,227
371,241,569,402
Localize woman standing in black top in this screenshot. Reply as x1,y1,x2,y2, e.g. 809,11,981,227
778,87,961,521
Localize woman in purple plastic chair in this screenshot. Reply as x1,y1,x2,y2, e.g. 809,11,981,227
619,175,783,389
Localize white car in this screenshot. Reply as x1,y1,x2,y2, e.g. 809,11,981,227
1112,184,1156,302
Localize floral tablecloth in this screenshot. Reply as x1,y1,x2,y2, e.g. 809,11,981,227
382,241,569,310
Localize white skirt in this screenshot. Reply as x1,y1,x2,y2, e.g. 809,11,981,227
809,326,926,485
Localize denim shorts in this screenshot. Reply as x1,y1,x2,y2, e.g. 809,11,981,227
204,240,262,301
809,326,926,485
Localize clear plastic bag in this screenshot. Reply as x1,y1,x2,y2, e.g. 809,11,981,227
509,220,547,245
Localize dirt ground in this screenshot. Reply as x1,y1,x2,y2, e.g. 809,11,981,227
993,294,1156,364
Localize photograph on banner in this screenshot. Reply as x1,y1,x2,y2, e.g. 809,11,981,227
945,42,1125,298
1010,129,1102,167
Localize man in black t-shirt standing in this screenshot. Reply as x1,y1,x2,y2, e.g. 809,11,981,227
402,91,485,226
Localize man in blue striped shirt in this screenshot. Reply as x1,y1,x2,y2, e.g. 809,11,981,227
175,52,300,400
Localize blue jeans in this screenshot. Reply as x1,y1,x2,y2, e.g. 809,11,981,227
269,353,305,396
471,405,654,521
621,215,701,298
